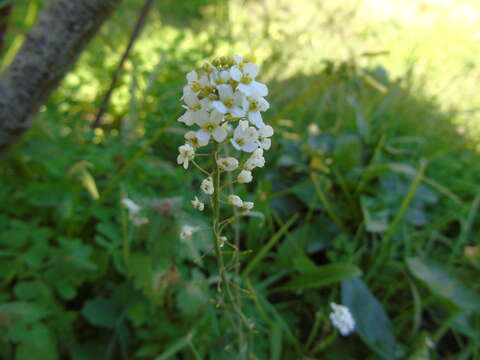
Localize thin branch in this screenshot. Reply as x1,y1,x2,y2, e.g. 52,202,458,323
92,0,155,128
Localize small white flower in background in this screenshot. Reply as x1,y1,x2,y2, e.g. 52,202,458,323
177,144,195,169
228,194,243,207
180,225,198,241
201,177,214,195
122,198,149,227
329,303,355,336
237,170,252,183
217,157,239,172
122,198,141,215
191,196,204,211
219,236,227,248
241,201,254,211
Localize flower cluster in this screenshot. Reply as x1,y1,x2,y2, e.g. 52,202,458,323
176,55,272,212
329,303,355,336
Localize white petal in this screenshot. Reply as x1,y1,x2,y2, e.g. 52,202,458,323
217,84,233,100
230,139,242,151
210,110,224,125
178,111,194,126
186,70,198,82
196,130,211,143
220,70,231,81
213,127,227,142
237,83,252,96
212,101,228,114
261,125,274,137
249,111,265,128
184,93,198,107
194,110,210,126
251,81,268,97
230,107,245,118
259,97,270,111
233,55,243,64
261,138,271,150
230,66,242,81
243,62,259,78
243,141,258,153
183,160,189,169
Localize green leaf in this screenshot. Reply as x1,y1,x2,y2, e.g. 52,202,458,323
81,297,120,328
334,134,362,171
342,278,398,359
14,281,41,300
281,264,362,291
16,323,58,360
177,283,208,317
406,257,480,311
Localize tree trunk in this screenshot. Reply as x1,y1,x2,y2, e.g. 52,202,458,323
0,0,122,153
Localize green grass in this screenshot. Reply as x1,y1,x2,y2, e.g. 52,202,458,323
0,0,479,359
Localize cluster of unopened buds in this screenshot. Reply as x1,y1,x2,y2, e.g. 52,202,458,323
176,55,272,215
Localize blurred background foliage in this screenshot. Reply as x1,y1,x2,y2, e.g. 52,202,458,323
1,0,480,359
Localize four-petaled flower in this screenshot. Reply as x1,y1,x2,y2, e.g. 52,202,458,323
191,196,204,211
217,157,239,171
177,144,195,169
231,120,258,152
201,177,214,195
196,110,228,143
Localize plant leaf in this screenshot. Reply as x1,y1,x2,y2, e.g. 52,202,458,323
281,263,361,291
406,257,480,311
342,277,398,359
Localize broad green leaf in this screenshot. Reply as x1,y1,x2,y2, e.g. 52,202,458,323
342,278,398,359
407,257,480,311
81,297,120,328
281,264,361,291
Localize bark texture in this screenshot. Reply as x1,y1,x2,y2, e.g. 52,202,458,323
0,0,121,153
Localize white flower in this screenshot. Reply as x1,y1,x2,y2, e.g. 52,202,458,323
122,198,141,215
177,143,195,169
242,201,254,211
212,85,245,118
178,93,210,126
231,120,259,153
219,236,227,248
185,70,208,93
228,194,243,207
217,157,239,171
329,303,355,336
185,131,208,148
237,170,253,183
211,70,231,86
122,198,148,226
244,148,265,170
201,177,214,195
191,196,204,211
196,110,228,143
243,95,269,128
257,125,274,150
180,225,197,241
231,62,268,97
